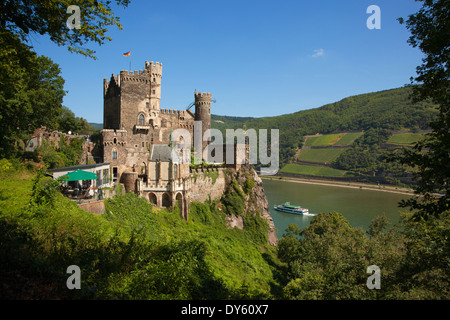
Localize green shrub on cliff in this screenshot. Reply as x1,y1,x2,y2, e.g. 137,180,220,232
0,169,278,299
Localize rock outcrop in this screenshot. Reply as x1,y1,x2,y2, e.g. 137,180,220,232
224,165,278,246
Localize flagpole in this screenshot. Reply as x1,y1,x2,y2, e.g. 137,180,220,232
123,51,131,71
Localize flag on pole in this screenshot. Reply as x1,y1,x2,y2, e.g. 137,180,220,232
123,51,131,57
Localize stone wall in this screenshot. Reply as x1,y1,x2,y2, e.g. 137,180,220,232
189,165,278,246
78,200,105,215
189,167,226,203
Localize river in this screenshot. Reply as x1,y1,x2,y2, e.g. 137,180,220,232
262,178,410,239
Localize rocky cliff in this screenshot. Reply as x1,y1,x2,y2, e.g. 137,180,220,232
190,165,278,246
221,165,278,246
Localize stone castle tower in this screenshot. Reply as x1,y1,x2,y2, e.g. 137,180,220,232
101,60,212,182
100,60,212,218
194,91,212,151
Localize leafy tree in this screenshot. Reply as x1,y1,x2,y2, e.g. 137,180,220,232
397,210,450,299
0,0,130,156
332,128,398,178
58,106,95,134
0,0,130,59
278,212,408,299
0,31,65,156
395,0,450,218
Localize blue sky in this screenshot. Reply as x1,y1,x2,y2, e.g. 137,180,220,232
31,0,423,123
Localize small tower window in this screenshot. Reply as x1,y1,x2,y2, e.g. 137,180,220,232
152,90,156,94
153,78,156,82
138,114,145,126
146,102,149,108
112,150,118,160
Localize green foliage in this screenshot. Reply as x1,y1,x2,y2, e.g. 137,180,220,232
280,164,347,177
278,211,449,299
0,170,278,299
211,87,439,165
58,106,95,135
0,0,125,156
36,136,85,169
304,133,346,147
331,128,410,178
354,128,392,147
0,30,65,156
298,147,347,163
243,173,255,193
243,213,269,244
391,0,450,218
203,170,219,184
0,158,13,173
334,132,364,146
221,177,246,216
396,211,450,299
387,132,424,145
1,0,131,60
29,169,61,207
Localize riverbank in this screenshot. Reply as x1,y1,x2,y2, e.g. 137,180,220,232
261,175,417,196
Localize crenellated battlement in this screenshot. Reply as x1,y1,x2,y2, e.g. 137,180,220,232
194,91,212,98
145,60,163,77
104,73,120,96
194,91,213,105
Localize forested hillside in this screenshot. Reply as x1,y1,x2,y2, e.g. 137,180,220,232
211,86,438,166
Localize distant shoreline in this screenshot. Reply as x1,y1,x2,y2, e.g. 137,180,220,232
260,175,416,196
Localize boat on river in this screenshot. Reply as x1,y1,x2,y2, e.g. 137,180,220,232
274,202,310,215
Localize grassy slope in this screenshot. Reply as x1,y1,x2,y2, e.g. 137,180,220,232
0,168,282,299
387,132,424,145
282,130,425,179
280,164,347,177
304,133,346,147
298,148,348,163
334,132,364,145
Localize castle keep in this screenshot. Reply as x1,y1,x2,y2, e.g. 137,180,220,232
101,61,212,218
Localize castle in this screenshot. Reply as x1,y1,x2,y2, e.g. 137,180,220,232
101,60,214,218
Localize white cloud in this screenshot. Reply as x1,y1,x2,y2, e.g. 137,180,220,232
312,48,325,58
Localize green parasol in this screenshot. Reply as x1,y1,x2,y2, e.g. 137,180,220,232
61,169,97,181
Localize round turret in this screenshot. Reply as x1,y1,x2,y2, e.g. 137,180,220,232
194,91,212,151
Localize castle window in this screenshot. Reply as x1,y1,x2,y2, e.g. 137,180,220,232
112,150,118,160
112,167,118,182
146,102,149,108
153,78,156,82
152,90,155,94
138,114,145,126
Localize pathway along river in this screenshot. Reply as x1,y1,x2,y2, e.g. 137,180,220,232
262,178,411,239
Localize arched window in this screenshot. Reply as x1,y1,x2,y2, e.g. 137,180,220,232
176,193,183,217
112,148,118,160
138,114,145,126
162,193,171,208
148,193,157,205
